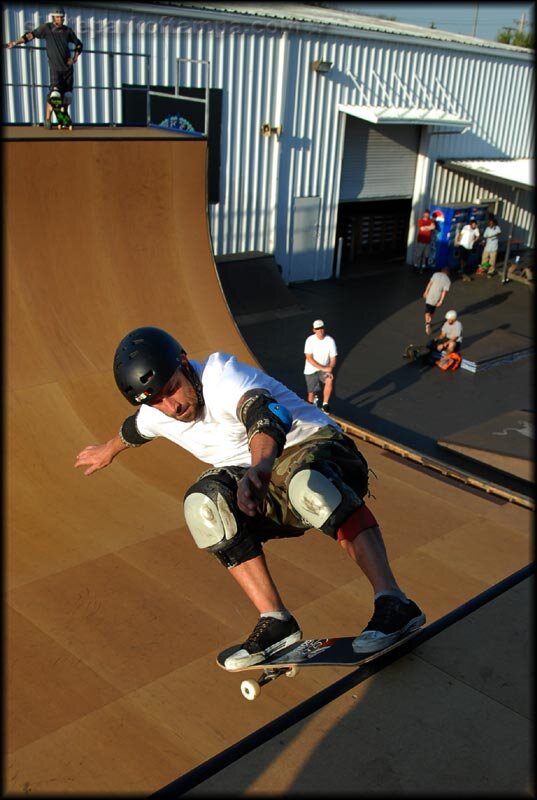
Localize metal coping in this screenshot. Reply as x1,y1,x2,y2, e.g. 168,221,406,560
337,418,534,511
150,562,534,797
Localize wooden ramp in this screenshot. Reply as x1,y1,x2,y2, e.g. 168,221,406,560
438,410,534,482
460,329,533,372
5,128,533,795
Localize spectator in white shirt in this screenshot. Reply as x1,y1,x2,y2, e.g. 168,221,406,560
304,320,337,413
456,218,481,282
477,217,501,276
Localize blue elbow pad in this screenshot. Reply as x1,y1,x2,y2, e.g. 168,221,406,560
239,392,293,455
267,401,292,433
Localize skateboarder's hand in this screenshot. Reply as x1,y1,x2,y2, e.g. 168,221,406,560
75,437,126,475
237,464,271,516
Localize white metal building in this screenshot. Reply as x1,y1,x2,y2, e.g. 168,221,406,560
3,2,534,282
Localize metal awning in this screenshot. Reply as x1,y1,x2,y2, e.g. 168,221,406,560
443,158,534,190
441,158,534,282
339,104,471,130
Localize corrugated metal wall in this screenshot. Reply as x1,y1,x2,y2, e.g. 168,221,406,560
3,3,534,279
431,164,534,248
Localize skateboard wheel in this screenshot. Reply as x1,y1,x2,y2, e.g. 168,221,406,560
285,666,300,678
240,679,260,701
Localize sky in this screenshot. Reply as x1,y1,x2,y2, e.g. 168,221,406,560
335,2,534,41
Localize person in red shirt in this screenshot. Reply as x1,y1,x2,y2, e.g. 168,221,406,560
413,209,436,274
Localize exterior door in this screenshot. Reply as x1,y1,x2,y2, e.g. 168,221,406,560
288,196,321,282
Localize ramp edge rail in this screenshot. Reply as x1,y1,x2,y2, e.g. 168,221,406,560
336,417,534,511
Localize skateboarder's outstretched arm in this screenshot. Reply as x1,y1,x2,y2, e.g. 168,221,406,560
75,434,130,476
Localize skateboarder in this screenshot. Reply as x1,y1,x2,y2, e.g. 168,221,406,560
6,6,82,128
433,310,463,356
75,327,425,669
422,266,451,336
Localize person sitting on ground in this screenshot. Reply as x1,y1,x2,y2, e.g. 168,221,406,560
433,309,463,355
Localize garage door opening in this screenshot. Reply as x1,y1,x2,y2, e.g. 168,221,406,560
336,198,412,276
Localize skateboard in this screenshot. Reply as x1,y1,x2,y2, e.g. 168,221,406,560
217,630,423,700
50,96,73,130
403,343,432,363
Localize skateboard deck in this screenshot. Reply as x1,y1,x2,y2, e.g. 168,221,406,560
217,630,423,700
403,343,433,363
50,96,73,130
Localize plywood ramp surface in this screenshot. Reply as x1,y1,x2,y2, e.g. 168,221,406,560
5,132,532,795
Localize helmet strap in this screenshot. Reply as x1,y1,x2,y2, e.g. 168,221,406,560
180,355,205,408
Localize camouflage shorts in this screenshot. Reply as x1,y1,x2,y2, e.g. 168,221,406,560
247,424,370,541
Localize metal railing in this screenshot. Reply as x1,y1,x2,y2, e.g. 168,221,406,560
3,45,209,132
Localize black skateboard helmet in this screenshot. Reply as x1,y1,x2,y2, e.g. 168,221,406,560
113,326,185,405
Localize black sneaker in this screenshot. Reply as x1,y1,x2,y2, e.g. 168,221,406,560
352,596,425,653
322,402,330,413
224,615,302,669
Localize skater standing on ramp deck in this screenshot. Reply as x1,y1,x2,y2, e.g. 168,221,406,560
6,6,82,128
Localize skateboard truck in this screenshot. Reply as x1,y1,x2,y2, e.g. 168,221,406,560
240,665,300,701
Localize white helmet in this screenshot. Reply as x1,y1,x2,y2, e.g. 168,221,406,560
445,310,458,321
50,7,65,18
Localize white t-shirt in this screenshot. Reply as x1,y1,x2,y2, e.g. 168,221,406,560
458,224,480,250
441,320,463,343
483,225,501,252
135,352,339,468
424,271,451,305
304,334,338,375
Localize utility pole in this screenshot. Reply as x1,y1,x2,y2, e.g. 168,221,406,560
472,2,479,36
517,12,526,32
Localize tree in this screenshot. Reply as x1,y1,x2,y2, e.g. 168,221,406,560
496,27,534,48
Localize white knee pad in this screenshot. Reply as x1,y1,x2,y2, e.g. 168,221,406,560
288,468,342,529
183,491,238,550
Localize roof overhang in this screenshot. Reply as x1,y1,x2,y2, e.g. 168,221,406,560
442,158,534,190
340,104,471,130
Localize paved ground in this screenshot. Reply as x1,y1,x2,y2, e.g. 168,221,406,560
235,264,533,496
